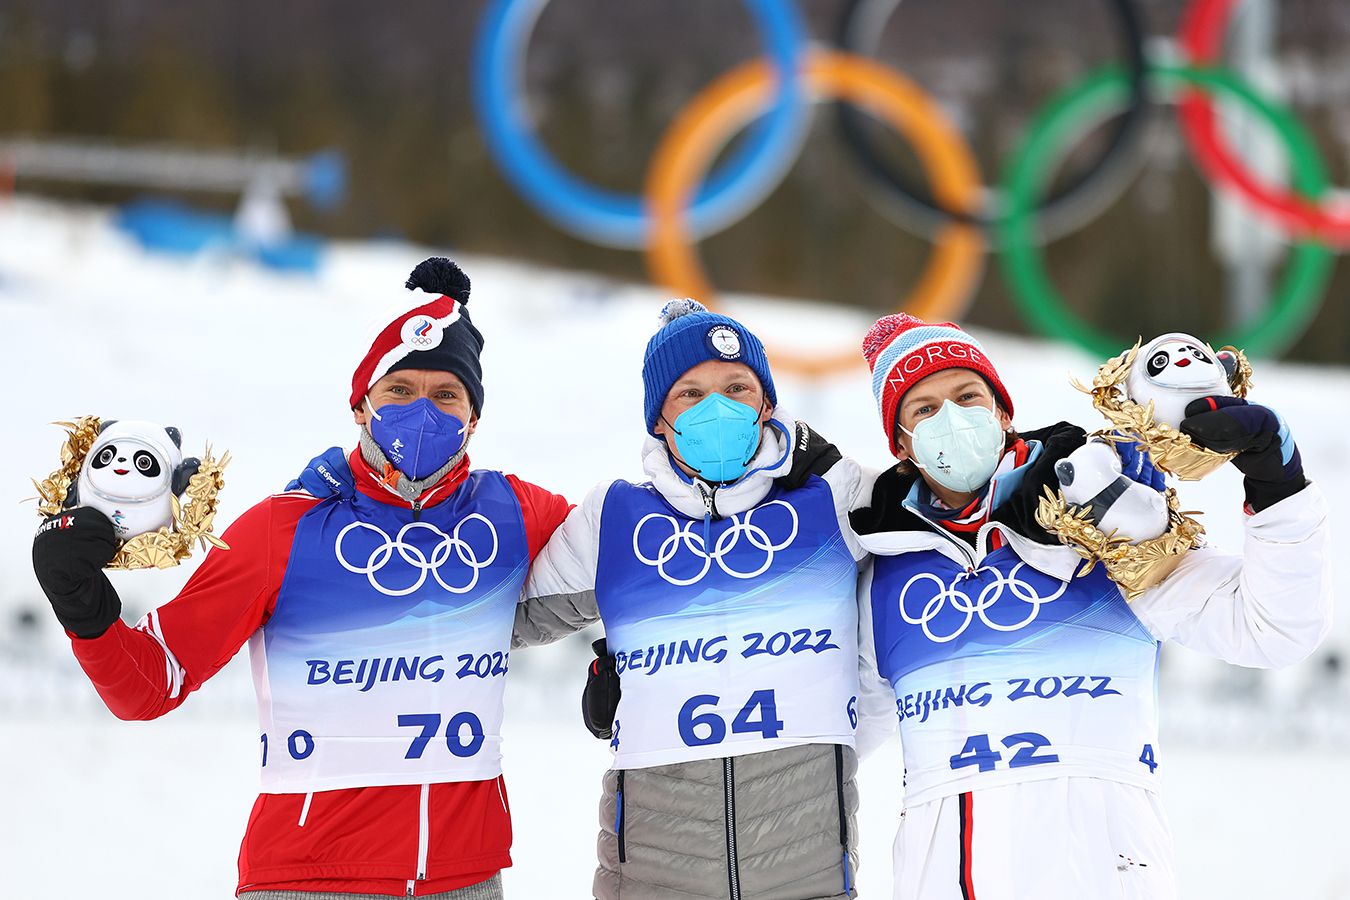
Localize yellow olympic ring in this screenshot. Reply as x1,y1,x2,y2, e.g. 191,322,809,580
645,51,986,377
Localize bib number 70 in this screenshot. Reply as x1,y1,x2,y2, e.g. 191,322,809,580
398,711,485,759
678,690,783,747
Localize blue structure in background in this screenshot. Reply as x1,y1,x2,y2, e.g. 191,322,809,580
112,149,346,274
116,199,325,273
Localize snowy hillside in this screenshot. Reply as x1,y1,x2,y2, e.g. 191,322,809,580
2,195,1347,899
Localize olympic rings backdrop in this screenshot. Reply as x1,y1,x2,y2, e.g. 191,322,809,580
472,0,1348,375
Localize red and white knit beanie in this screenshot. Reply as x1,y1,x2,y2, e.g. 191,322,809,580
862,313,1014,457
348,258,485,413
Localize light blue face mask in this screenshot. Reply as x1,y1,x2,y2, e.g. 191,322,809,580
669,393,763,484
899,399,1006,493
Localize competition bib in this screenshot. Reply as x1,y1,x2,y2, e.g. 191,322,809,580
253,472,528,793
596,478,860,769
871,544,1161,806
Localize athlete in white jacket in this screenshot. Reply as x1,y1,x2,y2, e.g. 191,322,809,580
853,314,1331,900
513,300,893,899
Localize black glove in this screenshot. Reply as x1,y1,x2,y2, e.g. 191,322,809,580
1180,396,1307,512
776,421,843,491
990,421,1087,544
582,638,621,740
31,507,123,639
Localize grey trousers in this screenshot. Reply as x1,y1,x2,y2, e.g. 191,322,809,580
240,871,503,900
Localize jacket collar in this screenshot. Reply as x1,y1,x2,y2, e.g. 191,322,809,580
856,512,1083,583
349,447,470,510
641,413,796,520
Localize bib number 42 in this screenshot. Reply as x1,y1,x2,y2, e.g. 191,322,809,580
678,690,783,747
949,732,1060,772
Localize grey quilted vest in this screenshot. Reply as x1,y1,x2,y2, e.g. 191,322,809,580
593,743,860,900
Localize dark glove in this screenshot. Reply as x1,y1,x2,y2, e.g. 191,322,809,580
286,446,355,500
776,421,843,491
582,638,621,740
31,507,123,639
1112,436,1166,492
989,421,1086,544
1180,396,1307,512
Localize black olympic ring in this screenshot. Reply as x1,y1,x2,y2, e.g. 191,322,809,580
832,0,1149,242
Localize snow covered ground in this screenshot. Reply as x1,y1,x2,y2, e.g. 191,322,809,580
2,195,1347,897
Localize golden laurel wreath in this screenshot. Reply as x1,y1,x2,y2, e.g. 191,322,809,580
1036,486,1205,602
1072,341,1254,481
31,416,231,570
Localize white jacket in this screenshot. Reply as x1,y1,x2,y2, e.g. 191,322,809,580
859,469,1332,900
514,414,896,757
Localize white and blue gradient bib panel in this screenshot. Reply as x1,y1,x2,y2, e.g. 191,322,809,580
254,471,528,793
596,478,860,769
871,545,1162,806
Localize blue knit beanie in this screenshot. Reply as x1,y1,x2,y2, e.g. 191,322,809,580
642,299,777,434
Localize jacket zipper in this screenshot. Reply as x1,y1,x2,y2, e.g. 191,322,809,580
406,782,430,896
907,501,994,570
724,756,741,900
615,770,627,864
834,745,852,894
697,482,717,547
411,499,423,522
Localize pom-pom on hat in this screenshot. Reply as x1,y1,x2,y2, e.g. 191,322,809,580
349,258,486,414
862,313,1013,457
642,299,776,435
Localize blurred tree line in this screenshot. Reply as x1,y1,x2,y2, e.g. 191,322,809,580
0,0,1345,361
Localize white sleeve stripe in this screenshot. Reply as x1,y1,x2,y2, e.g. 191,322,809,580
140,610,187,700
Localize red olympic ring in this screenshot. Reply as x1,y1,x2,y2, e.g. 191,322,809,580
1178,0,1350,243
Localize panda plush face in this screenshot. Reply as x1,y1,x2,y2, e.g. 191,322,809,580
73,420,197,541
84,436,172,501
1125,332,1234,430
1143,339,1222,390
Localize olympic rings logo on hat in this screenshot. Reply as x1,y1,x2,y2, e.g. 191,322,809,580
632,499,799,586
335,516,500,597
472,0,1338,364
898,563,1067,644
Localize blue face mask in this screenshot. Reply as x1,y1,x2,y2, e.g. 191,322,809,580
669,393,763,484
366,397,468,481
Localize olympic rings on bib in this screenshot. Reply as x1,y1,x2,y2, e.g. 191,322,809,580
633,500,800,586
898,563,1068,644
1178,0,1350,245
471,0,810,248
335,516,501,597
997,65,1336,359
645,51,986,377
833,0,1149,244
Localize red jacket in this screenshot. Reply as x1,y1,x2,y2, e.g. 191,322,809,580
69,450,571,896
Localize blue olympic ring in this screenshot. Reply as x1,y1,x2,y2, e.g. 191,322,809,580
472,0,810,248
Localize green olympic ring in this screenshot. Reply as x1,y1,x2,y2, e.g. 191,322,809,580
997,64,1335,359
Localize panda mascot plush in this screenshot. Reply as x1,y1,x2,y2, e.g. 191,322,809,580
1054,439,1169,544
1124,332,1242,430
68,421,201,540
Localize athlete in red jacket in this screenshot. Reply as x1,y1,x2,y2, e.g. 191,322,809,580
31,259,571,899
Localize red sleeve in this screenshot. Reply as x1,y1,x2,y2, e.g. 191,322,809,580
70,492,318,720
504,475,573,561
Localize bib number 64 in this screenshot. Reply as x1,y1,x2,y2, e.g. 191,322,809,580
678,690,783,747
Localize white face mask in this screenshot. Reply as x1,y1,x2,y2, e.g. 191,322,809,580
899,399,1007,494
